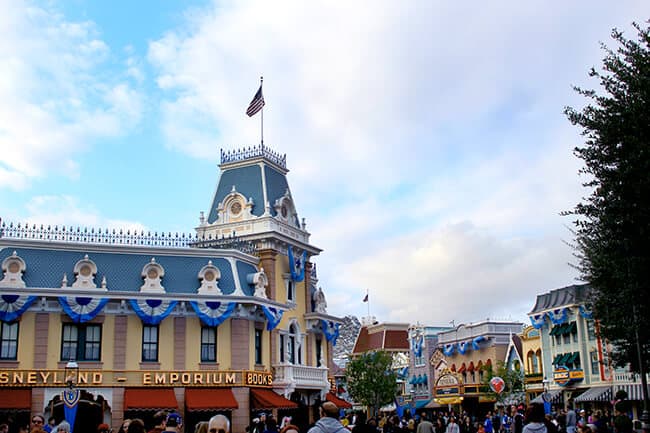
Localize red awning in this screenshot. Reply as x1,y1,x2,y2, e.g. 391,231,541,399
0,389,31,409
458,363,466,373
186,389,239,411
450,364,456,372
326,392,352,409
124,388,178,410
467,362,475,373
250,389,298,410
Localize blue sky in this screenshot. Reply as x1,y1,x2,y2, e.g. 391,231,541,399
0,0,646,326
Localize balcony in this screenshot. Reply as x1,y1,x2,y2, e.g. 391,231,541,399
272,364,330,397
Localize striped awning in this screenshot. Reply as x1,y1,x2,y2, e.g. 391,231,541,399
574,386,612,402
616,384,650,401
531,389,562,404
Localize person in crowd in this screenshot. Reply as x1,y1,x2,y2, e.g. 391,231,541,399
265,416,279,433
446,418,460,433
0,423,7,433
148,412,167,433
576,411,586,430
44,416,57,433
208,415,231,433
194,422,209,433
484,413,493,433
565,406,577,433
417,414,434,433
523,404,547,433
31,414,47,431
307,402,348,433
55,421,71,433
280,424,300,433
491,412,501,433
165,413,182,433
98,423,111,433
127,419,147,433
118,419,132,433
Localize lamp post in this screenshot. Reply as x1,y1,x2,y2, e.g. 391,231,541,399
64,361,79,389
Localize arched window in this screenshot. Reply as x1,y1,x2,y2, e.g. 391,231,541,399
532,351,539,373
535,349,542,374
527,350,535,373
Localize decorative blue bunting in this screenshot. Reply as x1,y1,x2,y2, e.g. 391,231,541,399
530,314,546,329
261,306,283,331
412,335,423,357
0,294,37,322
397,367,409,379
472,335,486,350
62,388,81,433
443,343,455,356
129,299,178,325
548,308,568,325
322,320,340,345
457,341,469,354
578,305,593,320
287,246,306,282
190,301,236,327
59,297,109,323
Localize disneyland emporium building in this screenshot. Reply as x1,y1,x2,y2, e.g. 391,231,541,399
0,145,343,433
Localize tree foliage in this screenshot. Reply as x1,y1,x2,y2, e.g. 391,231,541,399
564,22,650,373
345,351,398,415
482,361,524,403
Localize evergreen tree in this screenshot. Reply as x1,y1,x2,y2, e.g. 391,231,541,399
564,22,650,380
345,351,398,416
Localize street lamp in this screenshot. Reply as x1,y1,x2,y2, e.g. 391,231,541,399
64,361,79,389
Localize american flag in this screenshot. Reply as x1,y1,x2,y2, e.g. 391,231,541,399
246,85,265,117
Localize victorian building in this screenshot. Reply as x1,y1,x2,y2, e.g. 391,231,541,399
528,284,648,417
0,145,342,433
520,325,544,404
432,321,523,414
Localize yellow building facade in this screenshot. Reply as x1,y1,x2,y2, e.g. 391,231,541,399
520,325,543,403
0,145,342,433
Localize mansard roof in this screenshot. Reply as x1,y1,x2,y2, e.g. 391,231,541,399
528,284,591,314
352,322,410,354
0,241,260,297
207,145,298,225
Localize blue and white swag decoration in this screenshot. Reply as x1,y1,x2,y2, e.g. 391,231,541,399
130,299,178,325
530,307,572,329
287,246,306,282
59,297,109,323
190,301,236,327
0,294,37,322
321,320,340,346
412,335,424,357
457,341,469,355
261,306,283,331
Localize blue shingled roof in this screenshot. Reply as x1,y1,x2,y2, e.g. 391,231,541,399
264,165,290,217
0,247,249,295
208,165,264,223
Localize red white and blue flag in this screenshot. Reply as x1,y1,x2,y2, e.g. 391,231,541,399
246,85,265,117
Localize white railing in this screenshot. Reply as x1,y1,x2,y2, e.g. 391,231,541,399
611,371,650,383
272,364,329,388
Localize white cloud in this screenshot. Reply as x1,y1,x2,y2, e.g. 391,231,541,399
141,0,643,323
0,1,145,190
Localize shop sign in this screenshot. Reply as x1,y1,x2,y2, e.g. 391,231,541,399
436,373,459,387
436,387,460,396
553,367,584,386
0,369,273,388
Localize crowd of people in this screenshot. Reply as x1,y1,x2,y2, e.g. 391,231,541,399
2,400,636,433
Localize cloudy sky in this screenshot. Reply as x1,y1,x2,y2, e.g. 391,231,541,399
1,0,646,326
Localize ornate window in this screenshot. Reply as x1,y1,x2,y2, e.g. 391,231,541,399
72,255,101,289
315,337,323,367
0,322,18,359
142,325,159,362
0,252,26,288
197,261,222,295
140,258,165,293
201,327,217,362
61,324,101,361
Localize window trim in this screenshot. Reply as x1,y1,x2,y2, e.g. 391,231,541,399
60,323,102,362
200,326,217,363
142,325,159,362
254,329,263,365
0,321,19,360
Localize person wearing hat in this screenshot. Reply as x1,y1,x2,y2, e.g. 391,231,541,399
308,402,348,433
165,413,182,432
